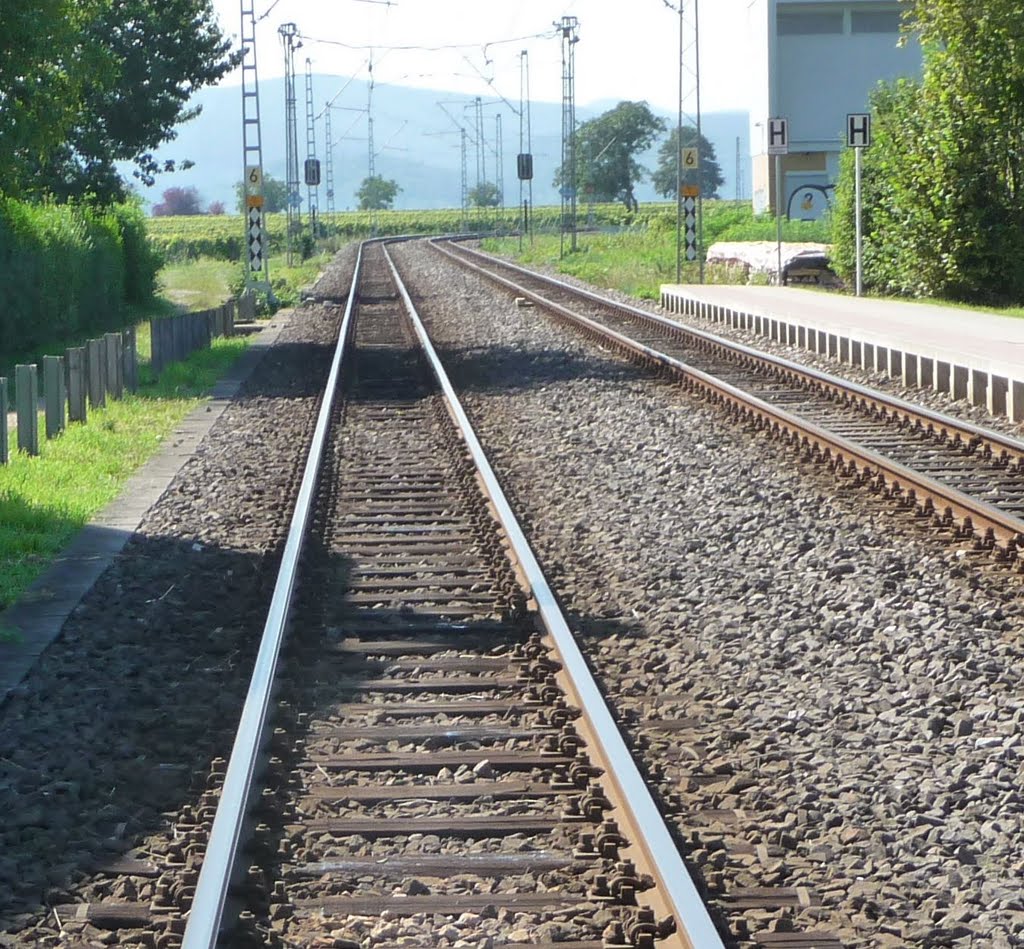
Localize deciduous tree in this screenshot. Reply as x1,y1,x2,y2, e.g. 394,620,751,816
234,174,289,214
152,186,203,217
356,175,401,211
556,101,665,212
22,0,237,203
468,182,501,208
651,126,724,200
0,0,110,196
833,0,1024,302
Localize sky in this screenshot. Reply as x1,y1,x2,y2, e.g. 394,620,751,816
209,0,754,116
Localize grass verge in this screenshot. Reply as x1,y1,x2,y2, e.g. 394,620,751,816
0,335,250,611
484,206,831,300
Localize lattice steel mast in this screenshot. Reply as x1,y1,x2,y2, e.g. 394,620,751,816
474,97,484,189
668,0,704,282
279,23,301,265
558,16,579,256
495,113,504,213
324,102,335,214
240,0,270,291
460,127,468,230
304,58,319,240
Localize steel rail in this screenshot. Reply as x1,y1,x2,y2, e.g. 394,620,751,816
182,243,366,949
437,239,1024,465
432,240,1024,554
382,243,727,949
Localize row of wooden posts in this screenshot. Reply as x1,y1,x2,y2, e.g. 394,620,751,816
1,296,250,465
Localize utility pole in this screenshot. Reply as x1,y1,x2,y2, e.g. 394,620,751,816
667,0,704,282
324,102,335,214
239,0,270,293
460,127,468,231
303,58,319,241
474,97,485,189
279,23,301,265
495,113,504,226
558,16,580,256
367,63,376,181
735,135,742,200
519,50,533,247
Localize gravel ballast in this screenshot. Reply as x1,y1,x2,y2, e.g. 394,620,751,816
392,240,1024,948
0,248,355,943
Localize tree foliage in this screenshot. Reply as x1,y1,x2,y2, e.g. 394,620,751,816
153,187,203,217
3,0,236,204
832,0,1024,302
357,175,401,211
651,126,724,200
234,174,289,214
468,182,501,208
557,101,666,212
0,1,111,195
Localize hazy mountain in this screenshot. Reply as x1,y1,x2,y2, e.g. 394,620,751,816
127,74,749,212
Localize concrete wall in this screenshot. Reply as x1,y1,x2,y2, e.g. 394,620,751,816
749,0,921,215
777,4,917,150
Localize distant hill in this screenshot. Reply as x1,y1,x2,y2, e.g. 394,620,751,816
125,75,749,213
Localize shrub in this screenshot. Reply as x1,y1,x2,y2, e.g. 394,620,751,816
0,196,157,356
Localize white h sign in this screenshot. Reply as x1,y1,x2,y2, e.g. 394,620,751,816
847,113,872,148
767,117,789,155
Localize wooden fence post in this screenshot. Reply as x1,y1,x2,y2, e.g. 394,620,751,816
44,355,66,439
66,347,87,423
104,332,123,399
122,327,138,392
16,364,39,456
150,318,162,375
86,338,106,408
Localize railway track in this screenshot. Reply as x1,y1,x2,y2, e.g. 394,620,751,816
159,240,747,949
434,240,1024,560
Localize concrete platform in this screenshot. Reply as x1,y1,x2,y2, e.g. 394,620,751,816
0,313,292,704
660,284,1024,422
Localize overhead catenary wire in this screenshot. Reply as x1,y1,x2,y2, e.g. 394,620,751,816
295,28,557,54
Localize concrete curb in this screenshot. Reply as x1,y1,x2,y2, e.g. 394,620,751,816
660,285,1024,423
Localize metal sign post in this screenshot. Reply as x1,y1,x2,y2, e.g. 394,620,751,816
767,117,789,286
855,147,863,297
847,113,871,297
682,186,699,264
245,164,265,276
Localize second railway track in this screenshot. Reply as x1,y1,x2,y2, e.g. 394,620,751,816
434,240,1024,559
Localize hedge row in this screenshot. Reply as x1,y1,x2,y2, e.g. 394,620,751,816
0,197,161,356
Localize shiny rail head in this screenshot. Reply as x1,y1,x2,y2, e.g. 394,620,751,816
382,240,727,949
181,243,368,949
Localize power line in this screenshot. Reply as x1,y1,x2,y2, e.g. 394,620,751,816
296,28,557,54
255,0,284,24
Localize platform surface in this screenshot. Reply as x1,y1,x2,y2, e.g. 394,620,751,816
664,285,1024,376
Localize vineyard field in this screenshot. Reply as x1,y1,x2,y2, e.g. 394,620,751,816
144,204,680,262
144,201,829,263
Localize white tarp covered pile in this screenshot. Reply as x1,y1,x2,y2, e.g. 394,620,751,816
706,242,833,284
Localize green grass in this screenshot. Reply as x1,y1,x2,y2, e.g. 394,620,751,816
0,243,334,613
1,317,251,613
159,258,238,312
904,296,1024,320
484,202,832,300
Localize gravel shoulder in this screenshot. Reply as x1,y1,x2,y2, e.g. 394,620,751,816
393,240,1024,948
0,246,356,941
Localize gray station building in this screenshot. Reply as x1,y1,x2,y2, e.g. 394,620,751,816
746,0,921,219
